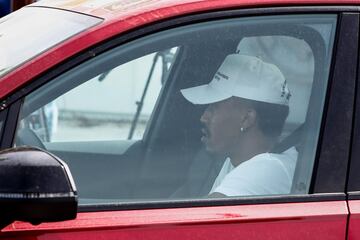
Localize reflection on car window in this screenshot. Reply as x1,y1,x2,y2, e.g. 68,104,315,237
19,48,178,142
15,14,336,204
0,7,101,77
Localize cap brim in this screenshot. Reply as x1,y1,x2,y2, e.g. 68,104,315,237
180,84,231,105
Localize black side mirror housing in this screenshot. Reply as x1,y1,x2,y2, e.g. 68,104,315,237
0,147,77,228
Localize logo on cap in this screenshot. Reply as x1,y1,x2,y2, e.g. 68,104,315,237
214,71,229,81
281,80,291,101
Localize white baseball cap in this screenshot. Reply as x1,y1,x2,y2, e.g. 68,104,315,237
180,54,290,106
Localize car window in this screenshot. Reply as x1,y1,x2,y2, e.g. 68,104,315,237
20,49,178,142
15,14,336,204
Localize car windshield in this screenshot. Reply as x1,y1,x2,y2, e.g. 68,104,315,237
0,7,102,77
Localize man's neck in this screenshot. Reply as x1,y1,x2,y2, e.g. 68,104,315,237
229,131,274,167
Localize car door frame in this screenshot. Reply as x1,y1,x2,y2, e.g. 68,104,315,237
343,8,360,240
0,5,358,239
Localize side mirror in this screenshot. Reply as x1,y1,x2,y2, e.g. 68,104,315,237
0,147,77,229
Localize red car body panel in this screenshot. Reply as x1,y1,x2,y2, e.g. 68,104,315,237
1,201,348,239
346,200,360,239
31,0,360,20
0,0,359,99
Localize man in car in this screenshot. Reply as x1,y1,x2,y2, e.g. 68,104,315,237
180,54,298,197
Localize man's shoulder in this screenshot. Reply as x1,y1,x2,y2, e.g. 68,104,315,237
213,147,298,196
229,147,298,177
249,146,297,164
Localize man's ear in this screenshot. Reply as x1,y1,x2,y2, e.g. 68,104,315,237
242,108,257,130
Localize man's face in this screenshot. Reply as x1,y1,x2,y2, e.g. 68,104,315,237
200,98,248,156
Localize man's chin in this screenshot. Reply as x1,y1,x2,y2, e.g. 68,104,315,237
204,144,226,159
203,140,226,154
203,142,217,154
202,137,222,153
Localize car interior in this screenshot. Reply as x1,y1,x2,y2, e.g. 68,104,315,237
14,15,335,203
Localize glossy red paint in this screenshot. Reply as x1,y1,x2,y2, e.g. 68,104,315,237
346,200,360,239
32,0,360,20
1,201,348,239
0,0,359,100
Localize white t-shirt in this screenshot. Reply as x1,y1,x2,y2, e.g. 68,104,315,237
209,147,298,196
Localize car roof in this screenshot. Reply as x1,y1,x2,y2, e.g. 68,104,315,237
32,0,360,21
0,0,359,100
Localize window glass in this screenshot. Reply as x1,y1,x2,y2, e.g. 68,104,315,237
15,14,337,204
23,49,177,143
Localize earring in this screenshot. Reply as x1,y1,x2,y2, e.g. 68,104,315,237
240,127,244,132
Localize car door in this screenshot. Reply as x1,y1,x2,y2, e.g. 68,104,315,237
0,7,356,240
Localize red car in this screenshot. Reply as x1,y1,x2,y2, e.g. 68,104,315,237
1,0,360,239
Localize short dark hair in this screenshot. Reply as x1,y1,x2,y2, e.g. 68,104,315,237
249,100,289,138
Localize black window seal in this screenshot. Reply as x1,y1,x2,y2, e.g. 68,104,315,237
78,193,346,212
0,6,354,210
348,192,360,200
0,108,8,146
0,99,22,149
